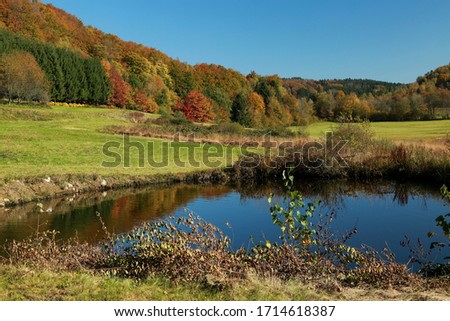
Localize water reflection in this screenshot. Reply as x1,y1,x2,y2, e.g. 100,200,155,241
0,184,232,244
237,179,440,209
0,180,447,264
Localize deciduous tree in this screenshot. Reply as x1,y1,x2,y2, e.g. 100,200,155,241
0,51,50,103
107,64,132,108
248,92,265,127
174,90,214,122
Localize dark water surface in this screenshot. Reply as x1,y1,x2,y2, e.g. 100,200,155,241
0,180,448,264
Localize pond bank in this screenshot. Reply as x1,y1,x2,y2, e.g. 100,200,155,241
1,147,449,208
0,169,230,207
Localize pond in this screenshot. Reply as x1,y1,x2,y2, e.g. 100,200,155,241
0,179,448,265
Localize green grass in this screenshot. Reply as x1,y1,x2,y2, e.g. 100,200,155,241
0,104,239,180
292,120,450,141
1,265,448,301
1,104,448,181
0,265,327,301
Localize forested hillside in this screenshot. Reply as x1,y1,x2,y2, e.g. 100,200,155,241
0,0,301,126
0,0,449,124
284,78,403,99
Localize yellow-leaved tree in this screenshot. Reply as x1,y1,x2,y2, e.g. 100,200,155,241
0,51,50,103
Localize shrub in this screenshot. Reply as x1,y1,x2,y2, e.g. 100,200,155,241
99,214,245,283
211,122,245,135
127,111,147,123
170,111,193,125
401,185,450,277
3,230,102,271
332,121,374,150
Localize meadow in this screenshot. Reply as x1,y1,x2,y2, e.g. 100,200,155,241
1,103,449,182
0,104,238,181
296,120,450,141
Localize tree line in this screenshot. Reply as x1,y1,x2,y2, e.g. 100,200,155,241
285,67,450,122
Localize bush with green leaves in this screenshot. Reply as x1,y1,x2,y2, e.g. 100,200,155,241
268,170,318,247
402,185,450,277
428,185,450,276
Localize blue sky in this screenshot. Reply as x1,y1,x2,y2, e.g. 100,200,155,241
43,0,450,83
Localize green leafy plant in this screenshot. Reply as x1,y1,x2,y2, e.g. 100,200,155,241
431,185,450,256
268,169,318,246
404,184,450,277
425,185,450,259
437,185,450,232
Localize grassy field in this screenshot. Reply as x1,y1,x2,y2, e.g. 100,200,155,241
296,120,450,141
1,104,449,181
0,104,238,180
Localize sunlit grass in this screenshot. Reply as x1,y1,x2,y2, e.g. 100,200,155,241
1,265,447,301
0,104,239,180
291,120,450,141
1,104,448,181
0,265,325,301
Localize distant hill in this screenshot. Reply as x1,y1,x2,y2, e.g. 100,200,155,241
417,64,450,90
284,78,404,99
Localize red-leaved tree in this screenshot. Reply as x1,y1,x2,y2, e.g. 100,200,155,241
175,90,215,122
108,65,132,108
133,90,159,113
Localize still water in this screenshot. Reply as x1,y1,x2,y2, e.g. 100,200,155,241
0,180,448,264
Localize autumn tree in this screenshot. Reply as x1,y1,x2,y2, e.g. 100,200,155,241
133,90,159,113
0,51,50,103
248,92,265,127
313,92,334,120
213,105,230,123
168,60,195,98
106,64,132,108
174,90,214,122
297,97,315,125
254,78,272,106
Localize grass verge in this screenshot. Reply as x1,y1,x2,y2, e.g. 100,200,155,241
0,265,330,301
1,265,448,301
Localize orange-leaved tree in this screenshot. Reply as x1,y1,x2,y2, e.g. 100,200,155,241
248,92,266,127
